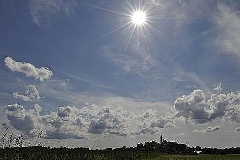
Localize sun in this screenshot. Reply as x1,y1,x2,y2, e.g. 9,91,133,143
131,10,147,26
87,1,167,50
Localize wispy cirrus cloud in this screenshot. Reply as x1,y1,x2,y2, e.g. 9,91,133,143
214,3,240,57
29,0,77,28
103,43,157,74
102,0,215,83
5,57,53,81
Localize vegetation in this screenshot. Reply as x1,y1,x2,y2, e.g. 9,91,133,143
1,147,240,160
1,130,240,159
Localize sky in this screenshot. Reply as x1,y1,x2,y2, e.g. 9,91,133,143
1,0,240,148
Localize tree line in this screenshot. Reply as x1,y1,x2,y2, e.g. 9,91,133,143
1,139,240,159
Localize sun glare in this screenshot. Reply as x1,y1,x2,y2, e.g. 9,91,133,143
131,10,147,26
89,1,166,53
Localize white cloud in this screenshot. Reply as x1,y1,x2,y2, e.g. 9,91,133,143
29,0,77,28
174,89,209,124
4,104,86,139
193,125,220,134
13,93,31,102
213,83,223,94
13,85,40,102
5,57,53,81
133,110,174,135
174,89,240,124
43,106,87,139
88,108,127,136
4,104,44,136
215,3,240,56
5,104,26,119
4,103,174,139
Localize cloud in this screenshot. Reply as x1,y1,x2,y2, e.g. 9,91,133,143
101,0,214,79
88,108,128,136
5,57,53,81
235,127,240,132
174,89,240,124
13,85,40,102
4,103,173,139
224,107,240,124
4,104,44,136
215,3,240,56
148,0,213,36
173,68,212,94
193,125,220,134
29,0,77,28
4,104,86,139
103,44,156,74
43,106,87,139
130,109,174,135
205,125,221,133
174,89,209,124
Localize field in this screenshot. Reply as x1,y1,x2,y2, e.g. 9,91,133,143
149,154,240,160
1,148,240,160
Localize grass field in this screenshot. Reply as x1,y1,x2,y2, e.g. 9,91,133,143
145,154,240,160
2,148,240,160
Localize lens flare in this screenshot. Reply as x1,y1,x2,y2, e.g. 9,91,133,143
131,10,147,26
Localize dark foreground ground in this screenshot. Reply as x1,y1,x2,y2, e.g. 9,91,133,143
1,140,240,160
1,147,240,160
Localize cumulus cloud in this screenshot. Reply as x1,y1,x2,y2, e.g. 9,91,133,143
29,0,77,28
88,108,128,136
4,104,44,136
193,125,220,134
4,103,173,139
174,89,240,124
43,106,87,139
215,3,240,56
4,104,86,139
5,57,53,81
174,89,209,124
13,85,40,101
133,110,174,135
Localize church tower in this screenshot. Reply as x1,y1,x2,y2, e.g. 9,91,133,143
160,135,163,144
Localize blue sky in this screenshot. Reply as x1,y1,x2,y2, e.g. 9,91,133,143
1,0,240,148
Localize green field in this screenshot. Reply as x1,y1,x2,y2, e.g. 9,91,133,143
1,148,240,160
147,154,240,160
